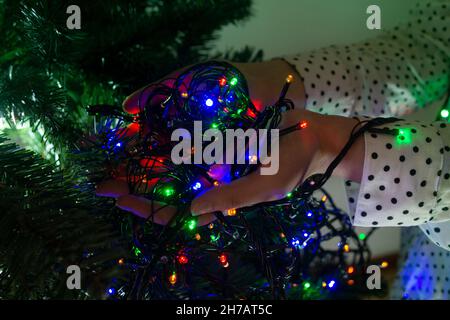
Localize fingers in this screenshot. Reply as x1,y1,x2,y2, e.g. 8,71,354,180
191,111,320,216
196,213,217,226
116,194,216,226
191,168,287,216
122,81,179,114
96,179,129,198
122,65,193,114
122,86,148,114
116,194,175,222
122,75,178,114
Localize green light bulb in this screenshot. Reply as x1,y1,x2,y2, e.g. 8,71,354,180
210,234,220,242
163,187,174,197
303,282,311,290
441,109,449,118
133,246,142,256
396,128,412,145
187,219,197,231
358,233,366,241
211,123,218,129
230,77,238,86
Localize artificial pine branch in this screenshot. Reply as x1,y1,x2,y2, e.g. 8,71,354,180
0,0,261,299
0,135,130,299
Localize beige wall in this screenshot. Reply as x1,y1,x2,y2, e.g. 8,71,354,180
216,0,414,58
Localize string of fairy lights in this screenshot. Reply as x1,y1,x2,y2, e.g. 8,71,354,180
87,61,394,300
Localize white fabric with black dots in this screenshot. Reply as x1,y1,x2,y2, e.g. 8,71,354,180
282,0,450,299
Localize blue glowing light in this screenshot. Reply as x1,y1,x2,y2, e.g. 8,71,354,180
226,94,235,102
291,238,300,247
115,142,122,147
328,280,335,288
205,98,214,107
307,211,313,217
192,182,202,191
108,288,116,295
303,232,309,238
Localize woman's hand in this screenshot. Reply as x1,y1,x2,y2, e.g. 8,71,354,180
121,59,307,115
191,108,364,217
96,60,363,224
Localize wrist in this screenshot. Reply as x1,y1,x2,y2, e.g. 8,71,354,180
312,114,365,183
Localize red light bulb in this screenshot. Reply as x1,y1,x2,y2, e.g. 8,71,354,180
177,255,189,265
299,121,308,129
219,253,228,266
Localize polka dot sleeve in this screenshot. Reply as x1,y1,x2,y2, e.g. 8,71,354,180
280,0,450,251
351,121,449,233
281,1,449,118
419,122,450,250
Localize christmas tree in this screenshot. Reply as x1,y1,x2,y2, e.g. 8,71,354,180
0,0,372,300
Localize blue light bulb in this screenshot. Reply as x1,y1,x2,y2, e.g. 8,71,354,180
328,280,335,288
108,287,116,295
226,94,234,103
192,181,202,191
205,98,214,107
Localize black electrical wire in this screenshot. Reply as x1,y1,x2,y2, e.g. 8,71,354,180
89,61,375,300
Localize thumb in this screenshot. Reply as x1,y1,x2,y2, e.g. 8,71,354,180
122,85,154,114
122,66,193,114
